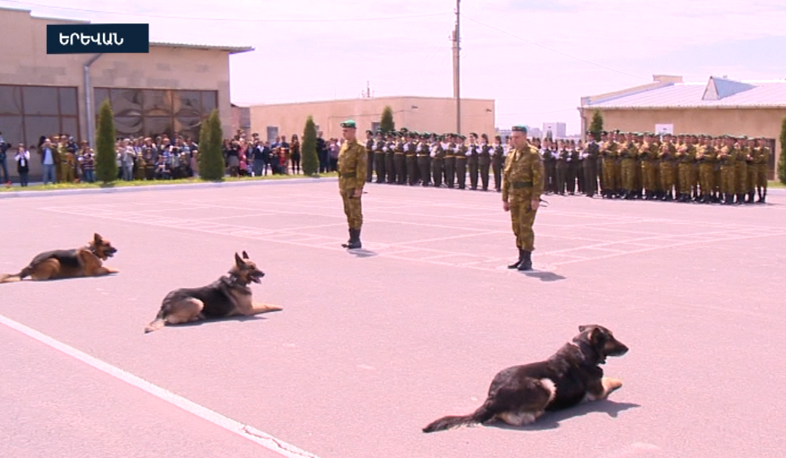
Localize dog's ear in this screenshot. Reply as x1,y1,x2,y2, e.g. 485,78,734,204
578,325,593,333
242,251,249,260
235,252,245,266
94,233,102,242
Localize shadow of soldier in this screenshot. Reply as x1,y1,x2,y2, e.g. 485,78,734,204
490,400,640,432
520,270,566,282
348,248,378,258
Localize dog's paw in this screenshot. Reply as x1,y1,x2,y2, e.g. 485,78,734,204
604,377,624,393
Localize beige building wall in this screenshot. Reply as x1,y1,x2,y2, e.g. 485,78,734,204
249,96,495,140
579,107,785,179
0,7,238,179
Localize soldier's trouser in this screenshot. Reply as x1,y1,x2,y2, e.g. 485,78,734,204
642,162,656,194
676,163,691,194
492,161,502,190
366,152,374,182
394,154,406,184
583,164,597,196
621,160,636,192
385,153,395,183
445,158,455,187
699,164,715,196
406,156,418,185
455,158,467,189
417,156,430,186
340,190,363,230
658,163,674,195
374,153,386,182
566,165,576,193
757,164,768,189
479,163,490,189
735,163,746,195
432,160,444,187
468,159,479,189
614,162,623,191
555,165,566,194
691,165,699,196
602,160,616,193
720,166,735,194
63,164,75,183
747,167,756,193
510,196,538,251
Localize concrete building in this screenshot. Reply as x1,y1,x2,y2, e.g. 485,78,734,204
0,6,252,180
579,75,786,179
249,96,495,142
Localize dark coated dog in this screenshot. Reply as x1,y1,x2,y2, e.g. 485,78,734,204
423,325,628,433
144,251,282,333
0,233,118,283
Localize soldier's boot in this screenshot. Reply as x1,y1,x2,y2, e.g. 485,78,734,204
517,250,533,271
341,228,353,248
665,192,673,202
724,193,734,205
747,191,755,203
507,248,524,269
758,189,766,203
735,193,744,205
346,228,362,249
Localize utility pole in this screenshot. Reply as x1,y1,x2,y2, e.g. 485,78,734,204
452,0,461,134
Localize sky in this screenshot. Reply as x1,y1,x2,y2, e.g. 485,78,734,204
3,0,786,135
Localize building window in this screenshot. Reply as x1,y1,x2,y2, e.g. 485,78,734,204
371,122,380,133
0,84,79,149
94,87,218,140
266,126,279,143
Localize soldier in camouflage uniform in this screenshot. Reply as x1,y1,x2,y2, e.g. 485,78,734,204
619,132,637,199
733,136,748,205
431,134,445,187
675,134,696,202
658,133,676,201
337,120,367,249
364,130,375,183
394,129,407,184
405,132,418,185
718,136,737,205
696,134,717,204
479,133,491,191
582,132,600,197
502,125,544,271
745,138,758,203
600,131,618,198
755,137,770,203
492,135,505,192
468,132,480,190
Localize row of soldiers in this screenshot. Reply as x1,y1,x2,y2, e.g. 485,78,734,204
363,128,771,205
586,131,771,204
364,129,508,191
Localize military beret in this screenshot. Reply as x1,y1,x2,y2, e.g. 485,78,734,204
340,119,357,128
470,132,478,137
423,131,430,136
495,135,502,140
459,134,466,140
365,129,373,134
511,125,528,133
481,133,489,139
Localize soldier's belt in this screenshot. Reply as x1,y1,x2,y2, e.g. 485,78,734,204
512,181,533,189
456,156,467,160
340,172,356,178
417,154,429,157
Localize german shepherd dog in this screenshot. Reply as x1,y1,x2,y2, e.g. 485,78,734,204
423,325,629,433
144,251,282,333
0,233,118,283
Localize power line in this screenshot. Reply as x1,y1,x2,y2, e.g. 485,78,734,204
464,16,645,80
1,0,451,22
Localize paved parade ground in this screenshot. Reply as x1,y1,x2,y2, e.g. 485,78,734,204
1,179,785,458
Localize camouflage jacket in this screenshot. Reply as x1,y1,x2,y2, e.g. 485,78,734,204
502,143,544,202
338,139,367,191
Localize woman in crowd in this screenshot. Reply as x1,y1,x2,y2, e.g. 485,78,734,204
290,134,301,175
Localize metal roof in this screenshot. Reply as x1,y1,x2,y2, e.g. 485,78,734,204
585,77,786,109
150,41,254,54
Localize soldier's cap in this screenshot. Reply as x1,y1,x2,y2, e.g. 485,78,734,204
495,134,502,140
340,119,357,129
511,125,528,133
459,134,466,140
400,127,409,133
365,129,373,134
481,133,489,139
470,132,478,137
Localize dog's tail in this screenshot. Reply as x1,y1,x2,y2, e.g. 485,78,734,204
422,403,494,433
144,310,167,334
0,267,31,284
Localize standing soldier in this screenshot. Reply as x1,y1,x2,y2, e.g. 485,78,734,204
674,134,695,202
639,133,656,200
755,136,770,203
745,138,759,203
658,133,677,201
444,134,456,188
583,132,600,197
600,131,618,198
405,132,418,185
478,133,492,191
555,140,568,195
455,134,468,189
619,132,637,199
502,125,544,271
373,131,386,184
365,130,375,183
431,134,445,187
696,135,717,204
565,140,578,195
718,135,737,205
468,132,480,190
394,129,407,184
734,136,748,204
337,120,367,249
542,138,556,194
492,134,505,192
385,131,396,184
417,133,431,186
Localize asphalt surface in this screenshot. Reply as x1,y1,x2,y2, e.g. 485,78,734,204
1,180,785,458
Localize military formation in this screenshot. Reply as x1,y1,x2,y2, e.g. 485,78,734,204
361,128,771,205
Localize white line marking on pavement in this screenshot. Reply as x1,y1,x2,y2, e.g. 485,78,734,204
0,313,321,458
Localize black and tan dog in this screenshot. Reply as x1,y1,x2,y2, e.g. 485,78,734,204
0,233,118,283
422,325,629,433
144,251,282,333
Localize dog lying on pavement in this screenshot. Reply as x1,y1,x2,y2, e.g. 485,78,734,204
423,325,628,432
